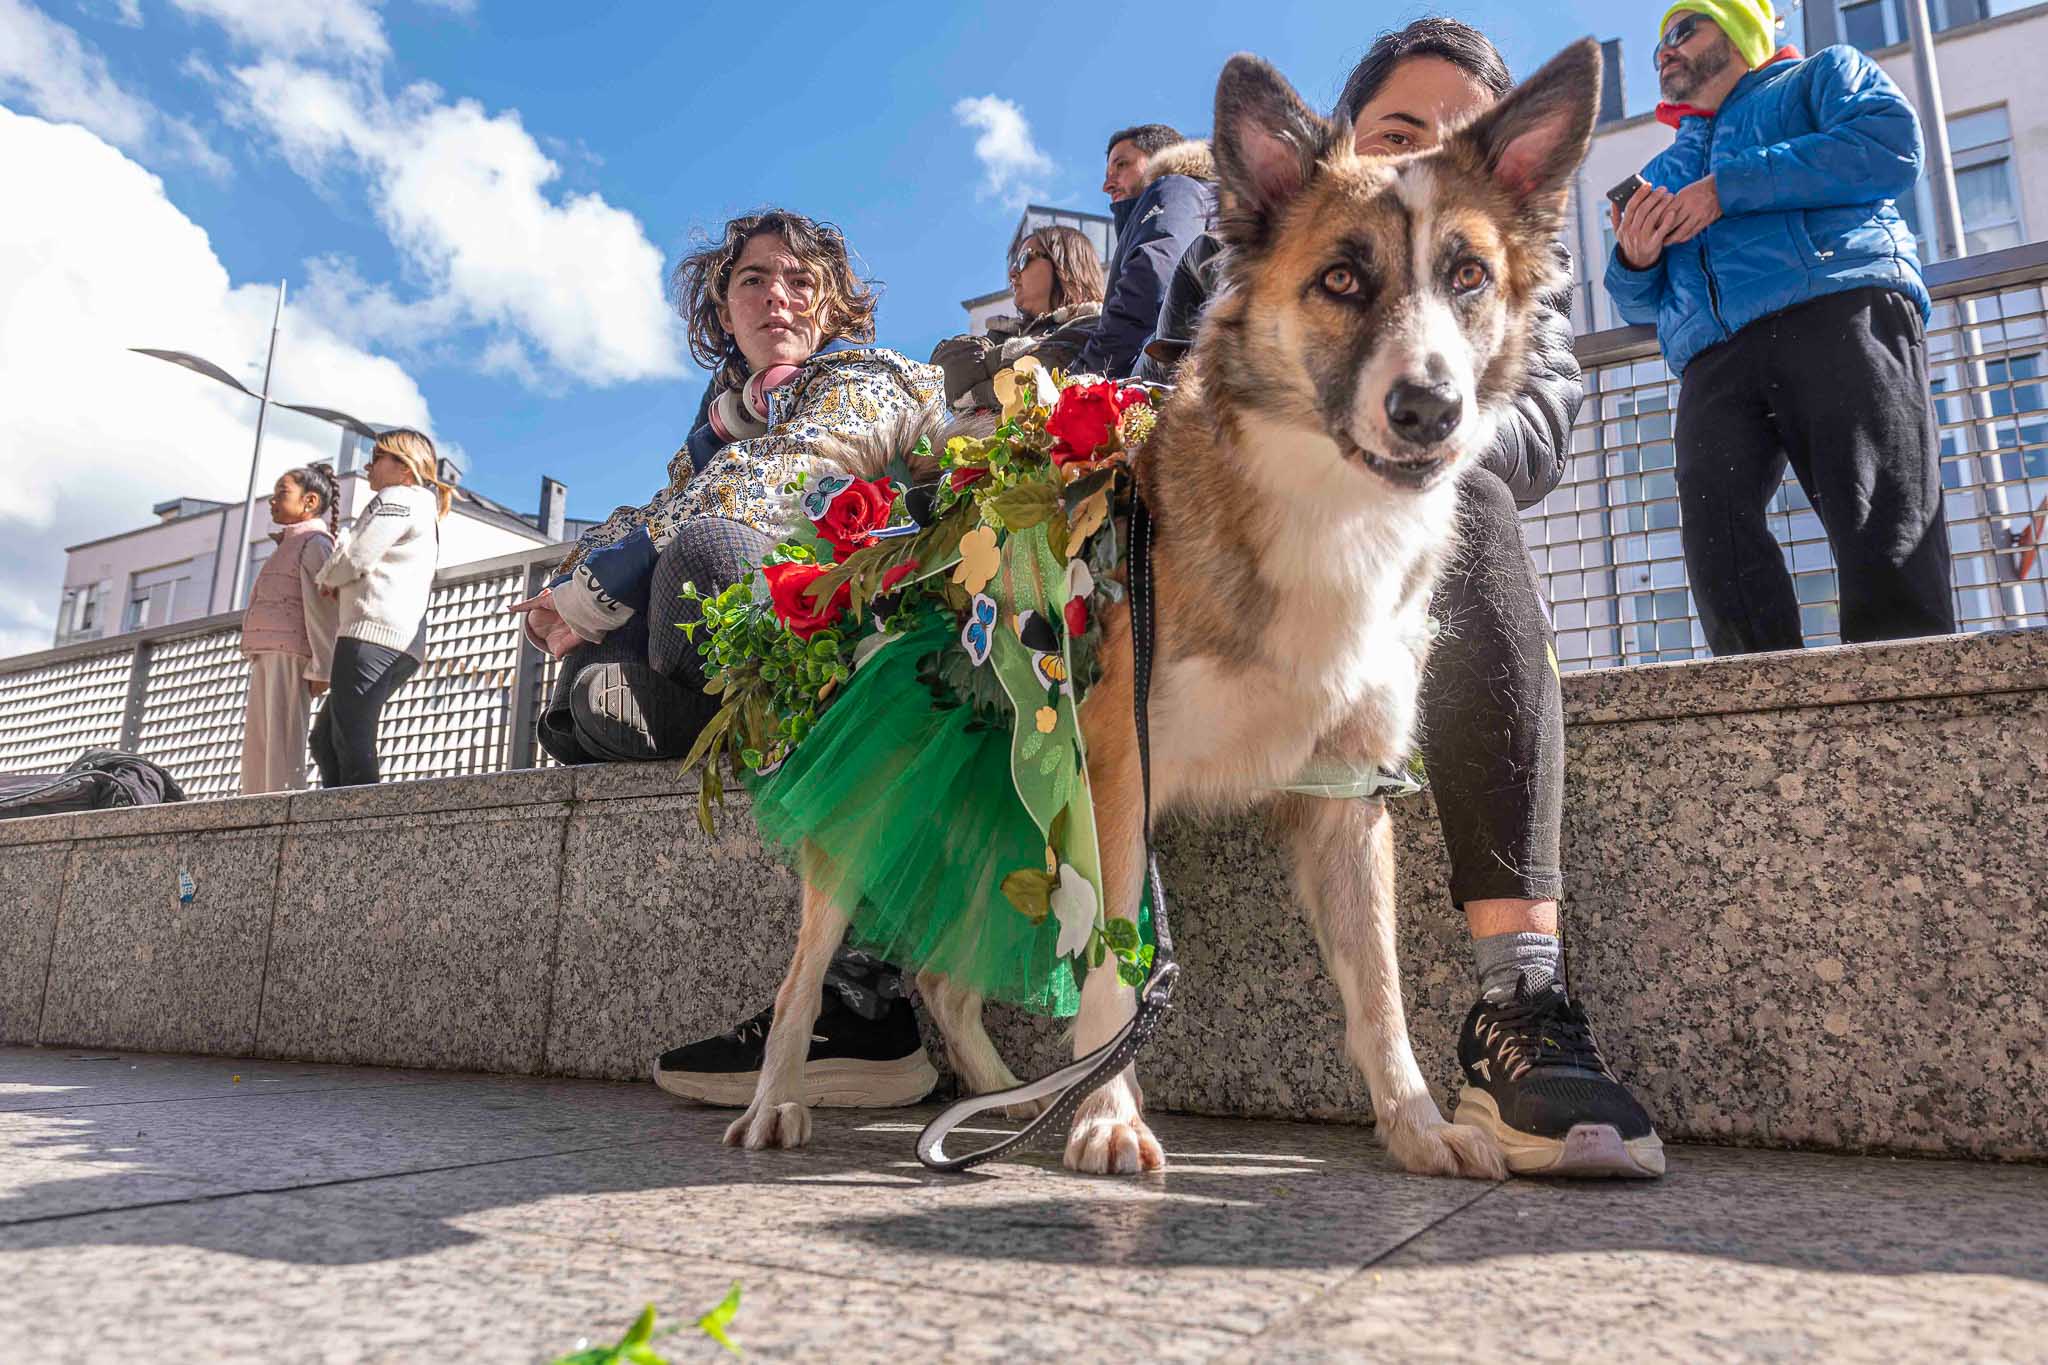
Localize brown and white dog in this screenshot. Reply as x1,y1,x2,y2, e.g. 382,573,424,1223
724,41,1601,1179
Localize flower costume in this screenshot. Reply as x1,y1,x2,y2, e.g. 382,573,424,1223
682,363,1158,1015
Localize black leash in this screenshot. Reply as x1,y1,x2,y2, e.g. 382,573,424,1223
916,485,1180,1172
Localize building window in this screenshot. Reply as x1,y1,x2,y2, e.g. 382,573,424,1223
1950,106,2023,253
1840,0,1900,49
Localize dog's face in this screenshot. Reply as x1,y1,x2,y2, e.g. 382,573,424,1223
1203,42,1600,494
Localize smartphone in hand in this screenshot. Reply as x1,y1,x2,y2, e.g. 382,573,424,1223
1606,172,1650,211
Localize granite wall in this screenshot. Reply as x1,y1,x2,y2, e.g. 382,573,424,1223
3,629,2042,1160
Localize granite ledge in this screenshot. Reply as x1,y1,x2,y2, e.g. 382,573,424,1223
285,769,576,824
1564,627,2048,726
59,793,293,842
0,810,80,847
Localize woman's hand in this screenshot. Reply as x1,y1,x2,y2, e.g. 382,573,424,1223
508,590,585,658
306,679,329,699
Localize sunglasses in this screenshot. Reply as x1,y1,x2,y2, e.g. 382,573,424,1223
1658,13,1705,52
1008,247,1047,278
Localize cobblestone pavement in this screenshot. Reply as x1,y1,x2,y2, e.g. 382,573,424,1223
2,1047,2043,1363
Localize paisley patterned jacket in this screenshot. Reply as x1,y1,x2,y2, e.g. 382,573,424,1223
550,345,941,641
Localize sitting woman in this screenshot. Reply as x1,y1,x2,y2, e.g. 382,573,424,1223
928,225,1104,410
517,209,942,764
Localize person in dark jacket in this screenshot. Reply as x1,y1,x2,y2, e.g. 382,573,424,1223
929,224,1106,409
1607,0,1952,654
1074,123,1217,378
1145,18,1660,1177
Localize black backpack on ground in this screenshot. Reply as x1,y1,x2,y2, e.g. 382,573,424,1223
0,749,187,820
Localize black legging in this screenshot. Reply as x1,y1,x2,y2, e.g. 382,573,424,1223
310,636,419,788
1417,468,1564,908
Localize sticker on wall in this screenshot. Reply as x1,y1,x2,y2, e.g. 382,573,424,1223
177,869,195,905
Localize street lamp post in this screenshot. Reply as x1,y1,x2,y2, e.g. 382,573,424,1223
133,281,395,616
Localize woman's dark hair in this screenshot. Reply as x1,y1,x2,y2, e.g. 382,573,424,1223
1008,225,1107,316
1336,17,1512,124
669,208,880,393
285,461,339,537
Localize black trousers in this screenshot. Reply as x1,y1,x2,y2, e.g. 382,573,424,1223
1675,286,1956,655
1417,469,1564,909
539,517,775,765
310,636,418,788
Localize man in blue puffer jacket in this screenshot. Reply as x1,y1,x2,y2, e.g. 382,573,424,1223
1606,0,1956,655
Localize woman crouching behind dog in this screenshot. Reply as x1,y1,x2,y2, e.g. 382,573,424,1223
1328,20,1661,1176
514,210,942,768
929,225,1106,410
312,429,447,788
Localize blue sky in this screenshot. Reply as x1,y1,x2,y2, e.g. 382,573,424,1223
0,0,1787,649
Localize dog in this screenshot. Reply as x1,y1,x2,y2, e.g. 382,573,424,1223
723,40,1601,1179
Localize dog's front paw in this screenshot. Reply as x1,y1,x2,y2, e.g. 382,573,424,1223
722,1099,812,1151
1063,1088,1165,1176
1385,1115,1506,1181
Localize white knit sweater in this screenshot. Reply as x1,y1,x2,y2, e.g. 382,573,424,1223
314,483,440,657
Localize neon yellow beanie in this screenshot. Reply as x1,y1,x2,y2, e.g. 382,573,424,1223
1659,0,1780,69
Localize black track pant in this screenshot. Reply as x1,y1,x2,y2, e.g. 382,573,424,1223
1417,469,1564,909
310,636,418,788
1675,286,1955,655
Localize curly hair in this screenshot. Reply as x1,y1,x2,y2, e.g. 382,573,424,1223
1007,225,1107,316
669,209,880,393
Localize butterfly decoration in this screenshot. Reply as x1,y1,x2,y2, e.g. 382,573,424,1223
1031,650,1068,692
1013,609,1061,653
800,473,855,522
962,593,998,665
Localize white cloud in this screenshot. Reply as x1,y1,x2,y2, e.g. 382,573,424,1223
168,0,388,60
0,0,226,174
80,0,144,27
229,59,683,385
953,94,1053,207
0,107,433,656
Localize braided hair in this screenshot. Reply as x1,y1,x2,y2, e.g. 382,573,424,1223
287,461,340,537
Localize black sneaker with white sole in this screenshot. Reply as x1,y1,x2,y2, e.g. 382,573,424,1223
1453,978,1665,1178
652,971,937,1109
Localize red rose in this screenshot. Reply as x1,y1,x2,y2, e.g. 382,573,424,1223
1047,382,1121,466
1064,595,1089,637
1047,384,1151,466
763,561,851,640
880,560,920,594
811,477,896,560
948,466,988,491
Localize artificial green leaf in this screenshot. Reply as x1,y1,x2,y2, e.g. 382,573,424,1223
1102,917,1140,953
1048,805,1070,853
1000,868,1055,923
1061,467,1116,515
1089,932,1108,968
621,1305,657,1349
989,482,1058,530
697,1281,744,1357
1117,960,1145,988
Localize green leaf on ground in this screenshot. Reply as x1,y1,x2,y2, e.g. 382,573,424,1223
697,1281,744,1357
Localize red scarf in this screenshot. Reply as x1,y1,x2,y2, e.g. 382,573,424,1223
1655,46,1802,128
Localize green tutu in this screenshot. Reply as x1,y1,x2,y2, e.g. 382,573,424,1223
748,614,1081,1016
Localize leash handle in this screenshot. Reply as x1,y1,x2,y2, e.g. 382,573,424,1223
918,482,1177,1173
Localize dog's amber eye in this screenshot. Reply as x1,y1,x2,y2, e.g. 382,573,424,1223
1452,261,1490,293
1321,266,1358,297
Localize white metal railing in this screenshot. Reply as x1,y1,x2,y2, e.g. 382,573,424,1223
1537,241,2048,669
4,244,2045,792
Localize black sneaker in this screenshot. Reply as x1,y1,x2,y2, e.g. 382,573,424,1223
651,985,937,1109
1453,979,1665,1178
569,661,704,762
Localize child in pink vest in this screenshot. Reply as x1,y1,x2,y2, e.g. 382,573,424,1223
239,463,341,794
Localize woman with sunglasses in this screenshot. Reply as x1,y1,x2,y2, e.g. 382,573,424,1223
928,225,1106,409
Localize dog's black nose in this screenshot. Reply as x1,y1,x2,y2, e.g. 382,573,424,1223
1384,381,1462,447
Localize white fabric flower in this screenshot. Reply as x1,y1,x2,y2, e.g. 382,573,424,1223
1065,558,1095,601
1050,864,1097,961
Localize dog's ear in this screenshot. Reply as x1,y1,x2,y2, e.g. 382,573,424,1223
1446,38,1600,224
1213,54,1333,249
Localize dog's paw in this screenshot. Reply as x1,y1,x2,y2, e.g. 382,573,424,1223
1385,1116,1506,1181
722,1100,812,1151
1063,1112,1165,1175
